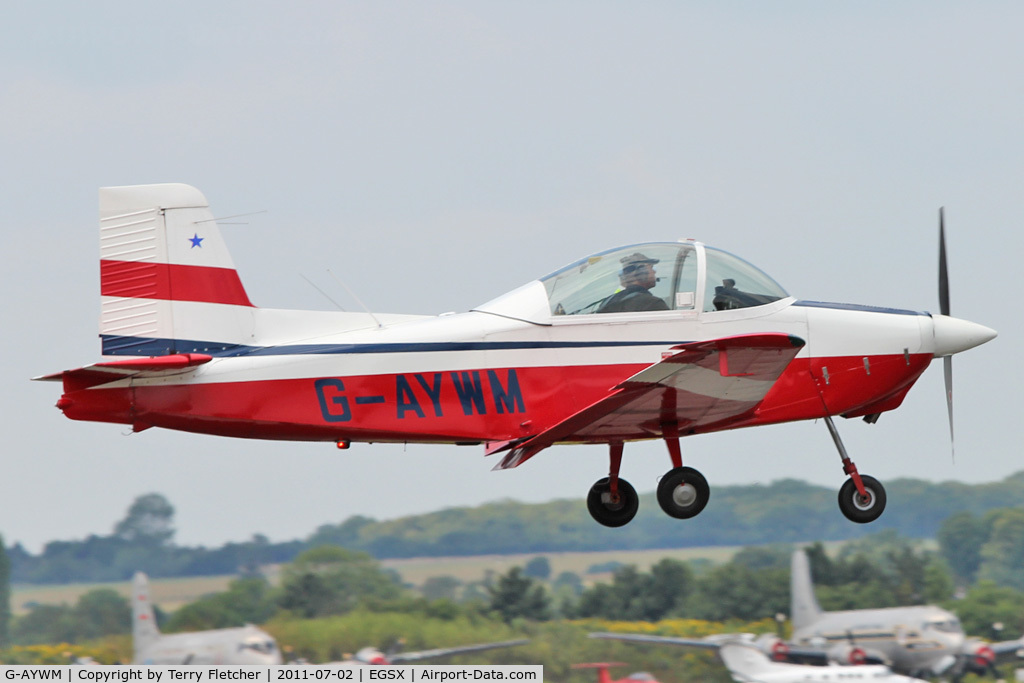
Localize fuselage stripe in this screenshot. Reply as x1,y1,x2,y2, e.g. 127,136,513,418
100,334,688,358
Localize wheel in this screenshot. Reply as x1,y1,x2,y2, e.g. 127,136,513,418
656,466,710,519
586,477,639,527
838,475,886,523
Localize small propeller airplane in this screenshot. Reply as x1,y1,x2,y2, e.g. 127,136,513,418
328,639,530,666
787,549,1023,679
587,633,929,683
572,662,660,683
36,184,996,527
594,550,1024,680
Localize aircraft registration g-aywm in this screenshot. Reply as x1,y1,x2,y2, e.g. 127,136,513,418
36,184,997,527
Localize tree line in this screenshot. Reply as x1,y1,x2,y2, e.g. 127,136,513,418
4,530,1024,677
9,472,1024,584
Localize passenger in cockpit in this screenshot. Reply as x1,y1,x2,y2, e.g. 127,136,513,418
597,252,670,313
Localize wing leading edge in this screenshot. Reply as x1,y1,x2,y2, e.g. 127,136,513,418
493,333,805,470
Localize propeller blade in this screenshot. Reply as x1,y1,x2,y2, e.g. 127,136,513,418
939,207,950,316
939,209,954,460
944,355,954,460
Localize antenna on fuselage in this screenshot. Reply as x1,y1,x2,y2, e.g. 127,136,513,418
300,274,347,311
193,209,268,224
328,269,384,329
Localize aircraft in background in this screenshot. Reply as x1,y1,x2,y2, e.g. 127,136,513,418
589,632,927,683
131,572,282,665
38,184,996,526
572,662,660,683
328,639,529,665
788,549,1023,678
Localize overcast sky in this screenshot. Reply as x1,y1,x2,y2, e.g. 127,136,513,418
3,2,1022,553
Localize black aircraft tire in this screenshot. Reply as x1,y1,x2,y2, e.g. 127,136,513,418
586,477,639,527
838,475,886,523
656,466,710,519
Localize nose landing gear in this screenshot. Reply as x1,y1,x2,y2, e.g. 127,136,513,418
825,415,886,523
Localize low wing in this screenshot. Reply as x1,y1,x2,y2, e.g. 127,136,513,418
989,637,1024,661
388,639,529,664
589,632,723,651
494,333,805,469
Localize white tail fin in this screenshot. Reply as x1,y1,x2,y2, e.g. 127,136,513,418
790,549,824,631
132,571,161,658
99,183,256,357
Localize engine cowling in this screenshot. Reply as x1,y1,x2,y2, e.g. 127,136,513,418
961,641,996,674
827,643,868,666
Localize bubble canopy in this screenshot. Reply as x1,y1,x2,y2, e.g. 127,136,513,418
474,241,790,323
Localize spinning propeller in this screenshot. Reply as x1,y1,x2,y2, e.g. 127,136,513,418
933,208,997,459
939,208,954,457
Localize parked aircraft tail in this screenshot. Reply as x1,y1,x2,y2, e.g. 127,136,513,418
132,571,161,658
99,183,257,357
790,549,824,631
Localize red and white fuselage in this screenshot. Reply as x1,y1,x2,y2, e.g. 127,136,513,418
39,184,996,525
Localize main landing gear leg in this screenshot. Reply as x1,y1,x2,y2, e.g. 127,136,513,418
825,415,887,523
656,431,710,519
587,442,639,527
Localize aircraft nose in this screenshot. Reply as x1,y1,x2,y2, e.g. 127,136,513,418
931,315,997,357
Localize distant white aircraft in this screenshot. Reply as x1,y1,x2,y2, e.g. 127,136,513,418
330,640,530,666
132,572,282,665
589,632,927,683
789,549,1023,677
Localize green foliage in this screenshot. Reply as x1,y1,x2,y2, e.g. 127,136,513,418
977,508,1024,590
523,556,552,580
264,611,741,683
165,576,276,631
0,535,10,648
14,474,1024,585
112,493,175,545
937,510,987,582
947,580,1024,639
938,507,1024,591
71,589,130,639
487,567,552,623
278,545,403,618
0,641,127,665
303,473,1024,559
731,544,791,570
266,610,524,665
687,564,788,622
551,572,584,597
9,587,129,646
800,534,955,610
576,559,694,621
420,575,462,601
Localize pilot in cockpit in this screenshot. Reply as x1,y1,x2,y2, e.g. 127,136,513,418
597,252,670,313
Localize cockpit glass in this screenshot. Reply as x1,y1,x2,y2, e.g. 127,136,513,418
926,619,961,633
541,243,697,316
703,247,788,312
240,639,276,654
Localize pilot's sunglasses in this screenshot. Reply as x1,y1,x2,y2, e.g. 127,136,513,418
622,263,651,274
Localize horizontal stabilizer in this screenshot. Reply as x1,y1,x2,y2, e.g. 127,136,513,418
37,353,214,393
94,353,212,371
